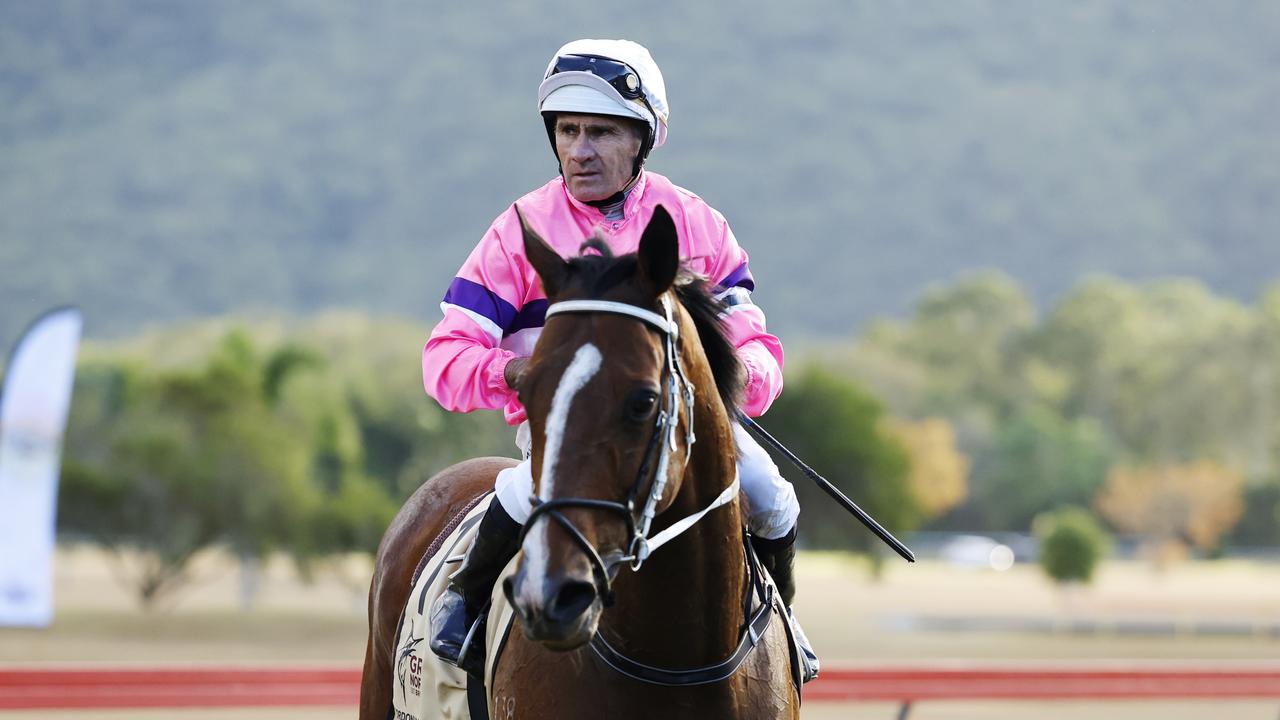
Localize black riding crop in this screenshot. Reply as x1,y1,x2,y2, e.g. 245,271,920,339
737,411,916,562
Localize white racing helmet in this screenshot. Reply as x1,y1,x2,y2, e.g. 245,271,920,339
538,39,669,176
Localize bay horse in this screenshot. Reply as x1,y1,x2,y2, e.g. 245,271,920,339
361,206,798,719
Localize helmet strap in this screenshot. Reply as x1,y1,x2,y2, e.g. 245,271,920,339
584,172,641,209
542,113,563,176
630,92,658,176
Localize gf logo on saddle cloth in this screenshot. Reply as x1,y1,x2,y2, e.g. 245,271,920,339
396,634,425,700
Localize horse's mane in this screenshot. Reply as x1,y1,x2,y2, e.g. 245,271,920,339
562,238,745,413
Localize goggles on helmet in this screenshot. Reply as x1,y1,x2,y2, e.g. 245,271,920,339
547,54,644,101
541,51,659,184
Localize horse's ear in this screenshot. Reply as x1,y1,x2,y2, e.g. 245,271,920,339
638,205,679,296
517,204,566,297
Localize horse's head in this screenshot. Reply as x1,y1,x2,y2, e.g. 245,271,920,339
503,205,734,650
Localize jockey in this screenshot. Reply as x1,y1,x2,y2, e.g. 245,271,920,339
422,38,817,682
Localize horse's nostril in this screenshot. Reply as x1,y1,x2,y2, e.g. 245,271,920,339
504,574,536,626
546,580,596,624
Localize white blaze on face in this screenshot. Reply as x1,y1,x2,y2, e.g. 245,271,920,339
520,343,603,596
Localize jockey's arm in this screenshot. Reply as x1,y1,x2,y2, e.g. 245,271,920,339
722,304,785,417
707,215,785,418
422,219,529,424
422,311,520,412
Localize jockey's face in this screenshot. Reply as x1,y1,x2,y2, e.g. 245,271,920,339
554,113,643,203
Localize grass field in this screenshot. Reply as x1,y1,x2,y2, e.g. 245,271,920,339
2,545,1278,718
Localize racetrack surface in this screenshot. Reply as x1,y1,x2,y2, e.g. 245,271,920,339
3,701,1280,719
1,547,1277,718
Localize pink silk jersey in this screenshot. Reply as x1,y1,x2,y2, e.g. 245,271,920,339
422,171,785,425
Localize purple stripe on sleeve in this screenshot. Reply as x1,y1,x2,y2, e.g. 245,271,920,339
508,299,549,336
443,277,519,331
716,261,756,292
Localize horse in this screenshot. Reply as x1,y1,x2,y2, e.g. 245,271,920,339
360,206,799,719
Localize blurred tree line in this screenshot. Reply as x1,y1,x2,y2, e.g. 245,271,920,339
58,313,512,608
824,272,1280,557
54,272,1280,606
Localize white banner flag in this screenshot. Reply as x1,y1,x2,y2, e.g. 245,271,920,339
0,307,82,627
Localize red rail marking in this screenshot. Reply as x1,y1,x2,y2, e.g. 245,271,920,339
1,665,1277,709
0,668,361,709
804,667,1280,702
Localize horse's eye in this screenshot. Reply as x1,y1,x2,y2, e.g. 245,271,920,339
625,390,659,422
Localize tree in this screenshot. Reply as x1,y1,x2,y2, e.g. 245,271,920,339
1094,461,1245,561
292,311,514,500
1034,506,1109,585
1034,278,1266,471
884,417,969,521
288,399,397,586
970,406,1112,531
59,332,325,609
761,366,915,552
855,272,1036,419
1228,480,1280,548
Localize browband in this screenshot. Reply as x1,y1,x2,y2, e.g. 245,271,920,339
545,300,679,337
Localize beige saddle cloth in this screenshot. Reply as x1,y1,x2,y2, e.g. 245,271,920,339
390,494,516,720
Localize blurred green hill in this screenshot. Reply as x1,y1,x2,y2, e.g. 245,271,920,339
3,1,1278,345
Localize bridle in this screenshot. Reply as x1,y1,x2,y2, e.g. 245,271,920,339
520,295,741,606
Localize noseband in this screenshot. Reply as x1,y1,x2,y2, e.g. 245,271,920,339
521,296,740,605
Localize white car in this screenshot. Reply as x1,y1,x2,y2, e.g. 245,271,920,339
939,534,1016,571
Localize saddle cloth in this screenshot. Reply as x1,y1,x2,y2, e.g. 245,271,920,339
390,494,516,720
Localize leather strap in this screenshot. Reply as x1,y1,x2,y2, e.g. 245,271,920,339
587,589,774,687
545,299,678,337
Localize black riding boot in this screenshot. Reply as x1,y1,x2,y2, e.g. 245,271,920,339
752,529,798,605
428,500,523,677
752,528,820,682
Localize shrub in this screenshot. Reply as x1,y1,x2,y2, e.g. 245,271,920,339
1034,506,1110,584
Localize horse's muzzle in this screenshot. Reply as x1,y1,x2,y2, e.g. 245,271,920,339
504,568,601,650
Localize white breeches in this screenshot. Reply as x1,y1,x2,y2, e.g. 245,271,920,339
493,421,799,540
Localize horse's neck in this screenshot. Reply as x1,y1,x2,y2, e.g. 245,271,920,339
599,416,746,668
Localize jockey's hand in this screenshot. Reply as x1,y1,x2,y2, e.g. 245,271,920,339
504,357,530,390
